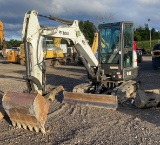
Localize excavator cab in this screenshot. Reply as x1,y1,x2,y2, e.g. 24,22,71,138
64,22,139,108
98,22,138,81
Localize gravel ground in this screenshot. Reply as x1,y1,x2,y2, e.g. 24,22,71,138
0,55,160,145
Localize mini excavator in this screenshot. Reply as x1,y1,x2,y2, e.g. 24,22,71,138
2,10,160,134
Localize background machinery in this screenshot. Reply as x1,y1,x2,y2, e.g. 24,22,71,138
91,32,98,55
0,20,7,58
44,38,74,66
19,44,25,65
7,44,26,65
7,37,75,66
44,38,64,66
2,10,159,134
7,47,20,63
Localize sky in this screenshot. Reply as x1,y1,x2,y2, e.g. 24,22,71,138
0,0,159,40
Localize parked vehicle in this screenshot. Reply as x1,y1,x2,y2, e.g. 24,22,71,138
136,49,143,63
151,43,160,70
136,48,147,54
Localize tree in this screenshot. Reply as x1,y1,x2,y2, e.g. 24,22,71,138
6,39,22,49
134,24,160,41
79,20,97,46
134,29,141,41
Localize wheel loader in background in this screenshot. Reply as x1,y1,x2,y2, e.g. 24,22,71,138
7,47,20,63
0,20,7,58
8,37,76,66
2,10,160,134
7,44,26,65
44,38,64,66
44,38,75,66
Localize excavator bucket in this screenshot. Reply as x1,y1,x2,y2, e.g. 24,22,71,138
134,89,160,108
63,91,118,109
2,91,50,134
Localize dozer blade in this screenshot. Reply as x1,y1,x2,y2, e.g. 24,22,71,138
2,91,50,134
63,91,118,109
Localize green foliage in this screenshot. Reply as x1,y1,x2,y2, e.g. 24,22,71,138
134,24,160,41
6,39,22,49
136,40,159,51
134,30,141,41
79,20,97,46
134,24,160,51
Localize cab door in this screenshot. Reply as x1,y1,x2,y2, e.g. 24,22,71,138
122,23,134,68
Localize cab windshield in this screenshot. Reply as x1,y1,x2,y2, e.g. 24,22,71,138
100,27,120,64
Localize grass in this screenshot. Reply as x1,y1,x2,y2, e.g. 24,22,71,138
136,39,159,51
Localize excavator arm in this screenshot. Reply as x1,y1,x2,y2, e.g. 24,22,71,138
2,10,101,134
21,10,98,94
23,11,118,109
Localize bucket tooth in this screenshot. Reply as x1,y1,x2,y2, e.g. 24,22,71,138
41,127,46,134
28,125,33,131
17,122,21,128
12,121,16,127
34,126,39,133
22,124,27,130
